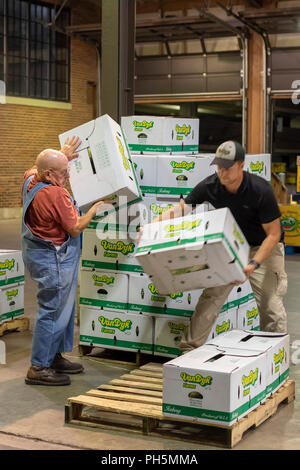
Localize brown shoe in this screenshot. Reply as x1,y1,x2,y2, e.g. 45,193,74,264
25,365,71,386
50,353,84,374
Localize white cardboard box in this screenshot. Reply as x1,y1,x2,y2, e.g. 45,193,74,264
128,272,203,317
236,299,260,331
0,282,24,324
0,250,24,288
206,307,237,342
81,229,142,274
79,307,153,353
207,329,289,396
244,154,271,183
153,315,190,357
80,269,128,313
227,280,255,310
156,155,216,198
59,114,142,212
162,344,267,426
131,155,158,196
121,116,199,155
136,208,249,293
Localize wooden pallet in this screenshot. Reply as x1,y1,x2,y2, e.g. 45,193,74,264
65,362,295,448
0,317,30,337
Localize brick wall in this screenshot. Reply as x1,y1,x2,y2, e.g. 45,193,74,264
0,1,99,212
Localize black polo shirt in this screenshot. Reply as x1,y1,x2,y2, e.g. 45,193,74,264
185,172,283,247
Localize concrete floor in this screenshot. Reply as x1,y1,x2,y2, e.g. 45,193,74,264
0,217,300,451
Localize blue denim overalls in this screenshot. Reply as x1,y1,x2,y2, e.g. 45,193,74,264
22,176,81,368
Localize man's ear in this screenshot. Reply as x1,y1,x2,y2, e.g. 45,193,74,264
42,169,52,183
240,161,245,170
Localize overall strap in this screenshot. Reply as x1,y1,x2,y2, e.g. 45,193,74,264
23,176,50,214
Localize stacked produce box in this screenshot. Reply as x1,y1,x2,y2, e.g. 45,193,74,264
0,250,25,325
162,329,289,426
61,114,271,358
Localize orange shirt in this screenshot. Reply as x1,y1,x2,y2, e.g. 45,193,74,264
23,169,78,245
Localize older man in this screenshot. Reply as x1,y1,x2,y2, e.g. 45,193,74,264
146,140,287,352
22,137,104,386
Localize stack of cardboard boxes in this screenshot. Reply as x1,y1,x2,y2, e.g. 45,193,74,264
57,114,270,358
0,250,25,325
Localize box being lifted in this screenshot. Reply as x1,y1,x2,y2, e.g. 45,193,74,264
59,114,142,213
135,208,249,294
121,116,199,155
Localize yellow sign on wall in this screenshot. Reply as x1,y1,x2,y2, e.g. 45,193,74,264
297,166,300,193
280,205,300,246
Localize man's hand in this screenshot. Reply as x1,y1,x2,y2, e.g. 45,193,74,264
137,226,143,244
243,263,256,280
61,136,82,161
230,263,256,285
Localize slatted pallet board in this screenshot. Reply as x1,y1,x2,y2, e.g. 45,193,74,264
65,362,295,448
0,317,29,337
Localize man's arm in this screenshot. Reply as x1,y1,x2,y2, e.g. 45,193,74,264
67,201,105,238
152,199,192,224
243,217,282,279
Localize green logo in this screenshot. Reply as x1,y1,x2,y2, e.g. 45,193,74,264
148,283,183,300
216,320,231,335
92,274,115,285
101,240,135,256
246,307,259,320
0,259,15,272
250,161,264,174
6,289,18,300
233,224,244,245
170,161,195,171
274,348,285,365
180,372,213,387
242,368,258,388
98,315,132,332
175,124,191,136
133,120,154,130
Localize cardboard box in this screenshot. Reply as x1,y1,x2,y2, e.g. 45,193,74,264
156,155,215,198
136,208,249,293
79,307,153,353
153,315,190,357
162,344,266,426
227,280,255,310
80,269,128,313
244,154,271,183
237,299,260,331
0,283,24,324
207,329,289,396
279,205,300,246
59,114,142,213
0,250,24,287
128,272,203,317
81,229,142,274
131,155,157,196
121,116,199,155
206,307,237,342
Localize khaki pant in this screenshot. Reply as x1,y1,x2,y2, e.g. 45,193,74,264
180,243,288,353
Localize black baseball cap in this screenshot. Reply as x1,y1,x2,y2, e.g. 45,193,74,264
210,140,245,169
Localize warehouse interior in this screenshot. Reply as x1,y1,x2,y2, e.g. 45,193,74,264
1,0,300,451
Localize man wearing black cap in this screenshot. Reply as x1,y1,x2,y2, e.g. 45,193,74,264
148,140,287,351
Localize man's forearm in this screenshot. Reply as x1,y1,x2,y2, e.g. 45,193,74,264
252,233,281,265
152,200,191,224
